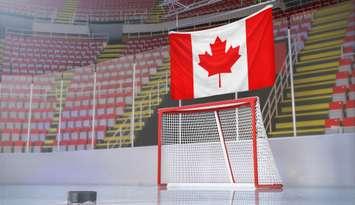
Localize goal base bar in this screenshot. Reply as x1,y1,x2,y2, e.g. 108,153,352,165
165,183,283,191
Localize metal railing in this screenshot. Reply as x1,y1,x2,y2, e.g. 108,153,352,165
283,0,345,10
72,8,150,24
162,0,223,18
262,30,301,136
340,44,355,59
107,69,170,149
4,28,109,42
106,49,170,149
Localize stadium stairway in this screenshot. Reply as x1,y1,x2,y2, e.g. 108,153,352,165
55,0,78,24
147,0,165,23
270,1,353,137
96,59,170,149
97,43,126,63
42,71,74,152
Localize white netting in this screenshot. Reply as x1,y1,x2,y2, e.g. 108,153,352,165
159,97,282,187
158,189,283,205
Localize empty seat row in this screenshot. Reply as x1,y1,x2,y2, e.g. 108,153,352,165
123,36,168,54
3,32,106,74
325,117,355,134
0,0,60,19
74,0,153,22
336,70,355,86
1,128,48,142
329,100,355,119
169,0,254,19
0,140,44,153
333,84,355,102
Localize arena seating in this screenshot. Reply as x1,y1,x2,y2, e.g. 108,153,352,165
0,47,167,152
42,47,167,151
270,1,354,137
55,0,77,24
0,73,56,153
332,85,348,102
273,11,313,52
74,0,154,23
166,0,255,20
0,0,62,20
97,34,168,64
324,1,355,134
122,35,169,55
2,32,106,74
343,116,355,132
96,47,169,148
1,1,355,153
0,0,158,24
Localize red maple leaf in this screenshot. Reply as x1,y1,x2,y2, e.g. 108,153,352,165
198,36,241,88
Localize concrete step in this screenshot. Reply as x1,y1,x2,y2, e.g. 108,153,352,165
281,102,329,113
299,50,340,62
287,87,333,99
303,39,343,51
310,20,347,35
296,61,338,73
307,30,345,44
269,128,324,137
314,2,351,18
275,119,325,130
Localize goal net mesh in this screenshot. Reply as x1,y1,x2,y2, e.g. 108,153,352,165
159,98,281,187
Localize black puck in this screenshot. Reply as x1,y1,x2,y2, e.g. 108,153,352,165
67,191,97,204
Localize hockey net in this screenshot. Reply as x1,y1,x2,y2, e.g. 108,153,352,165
157,97,282,189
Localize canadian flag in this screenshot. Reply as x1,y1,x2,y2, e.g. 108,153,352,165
170,6,275,100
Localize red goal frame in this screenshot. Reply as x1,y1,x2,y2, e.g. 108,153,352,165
157,97,282,190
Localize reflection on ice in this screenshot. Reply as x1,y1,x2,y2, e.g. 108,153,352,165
0,185,354,205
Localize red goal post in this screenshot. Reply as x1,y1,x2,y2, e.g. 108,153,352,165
157,97,282,190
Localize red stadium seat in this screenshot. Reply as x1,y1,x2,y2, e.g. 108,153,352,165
336,71,350,86
343,117,355,133
329,101,344,119
325,119,342,134
349,84,355,100
332,86,348,102
345,100,355,117
339,58,353,72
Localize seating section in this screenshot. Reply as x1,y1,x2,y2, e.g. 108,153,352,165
273,11,314,54
1,1,355,153
269,1,354,137
122,35,168,55
0,0,155,23
0,0,349,24
0,47,167,153
166,0,255,20
165,0,345,20
326,8,355,134
44,47,167,151
0,74,56,153
2,32,106,74
274,0,347,18
74,0,154,23
0,0,62,20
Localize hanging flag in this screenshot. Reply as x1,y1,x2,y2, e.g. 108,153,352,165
169,5,275,100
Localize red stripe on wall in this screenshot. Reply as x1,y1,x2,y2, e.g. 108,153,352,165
169,33,194,100
246,8,276,90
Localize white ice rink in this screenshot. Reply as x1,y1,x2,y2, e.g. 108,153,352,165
0,185,354,205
